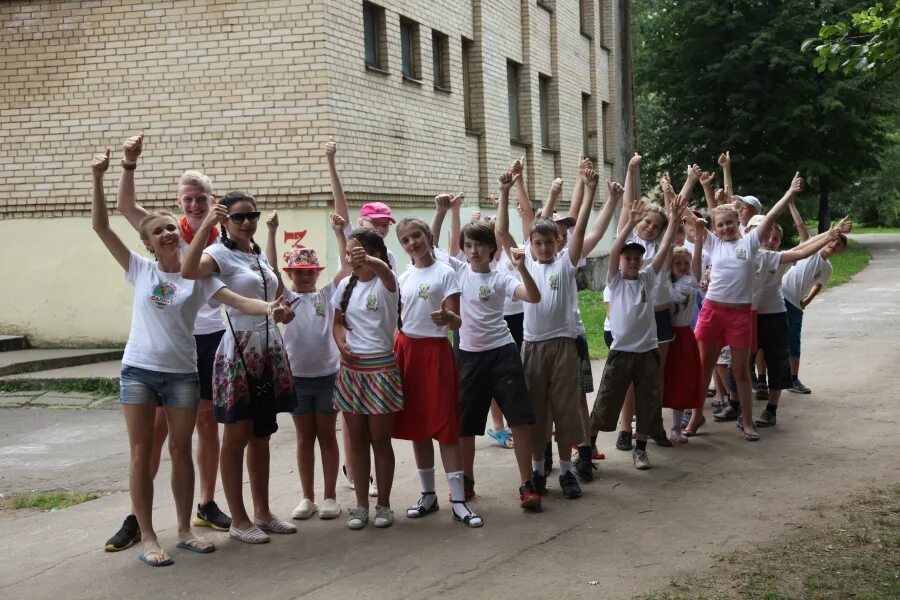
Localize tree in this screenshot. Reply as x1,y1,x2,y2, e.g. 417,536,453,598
806,2,900,77
633,0,892,231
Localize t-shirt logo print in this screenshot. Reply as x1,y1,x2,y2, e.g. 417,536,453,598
150,282,177,309
365,293,379,312
313,300,325,317
417,283,430,300
549,274,560,291
735,248,748,261
478,284,492,302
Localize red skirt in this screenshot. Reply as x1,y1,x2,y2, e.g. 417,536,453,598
663,326,704,410
392,333,460,444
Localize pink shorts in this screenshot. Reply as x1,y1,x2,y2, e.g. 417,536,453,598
694,301,753,349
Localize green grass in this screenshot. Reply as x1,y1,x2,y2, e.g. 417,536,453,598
0,378,118,398
578,289,608,360
9,491,100,511
638,486,900,600
826,239,871,288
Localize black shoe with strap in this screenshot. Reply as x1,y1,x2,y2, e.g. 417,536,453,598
450,500,483,528
194,500,232,531
650,430,673,447
574,446,596,482
105,514,141,552
406,492,439,518
616,430,633,451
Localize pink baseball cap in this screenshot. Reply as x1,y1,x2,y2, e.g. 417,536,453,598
359,202,395,223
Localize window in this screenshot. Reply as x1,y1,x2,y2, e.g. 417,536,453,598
539,75,551,148
580,0,592,37
507,60,521,140
432,30,450,89
598,0,605,47
400,17,421,80
582,93,592,157
599,0,611,47
462,38,474,130
363,2,387,70
601,100,614,162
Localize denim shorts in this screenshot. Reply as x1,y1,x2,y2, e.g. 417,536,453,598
292,373,338,416
119,365,200,409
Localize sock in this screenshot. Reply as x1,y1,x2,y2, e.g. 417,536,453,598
447,471,474,519
672,410,683,431
765,403,778,414
418,468,436,509
635,440,648,451
559,460,572,476
531,460,545,476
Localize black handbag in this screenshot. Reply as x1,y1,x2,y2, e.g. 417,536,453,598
225,256,278,438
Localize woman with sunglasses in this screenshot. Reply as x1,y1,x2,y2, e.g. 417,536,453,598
182,192,297,544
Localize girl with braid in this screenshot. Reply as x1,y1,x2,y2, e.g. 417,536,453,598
331,229,403,530
182,192,297,544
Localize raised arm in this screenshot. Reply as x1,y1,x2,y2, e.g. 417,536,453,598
583,180,624,256
609,199,646,283
330,213,351,285
779,227,842,265
678,164,701,206
618,152,642,235
691,220,705,281
756,172,804,242
509,247,541,303
718,151,732,197
116,132,149,231
568,168,598,265
181,206,225,279
787,198,811,243
264,210,285,297
212,288,293,323
509,157,534,239
540,178,564,219
431,193,463,248
660,172,675,210
699,170,717,211
91,149,131,271
653,195,687,274
326,136,349,225
349,245,395,292
495,171,519,251
449,194,463,258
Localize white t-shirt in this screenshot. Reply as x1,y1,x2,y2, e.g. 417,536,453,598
603,285,612,332
782,252,832,310
330,275,399,355
607,266,658,353
627,231,670,306
670,277,698,328
122,252,225,373
179,239,225,335
703,229,761,304
522,252,579,342
282,283,340,377
398,261,461,339
496,249,525,316
343,223,398,272
203,245,279,331
452,259,521,352
754,250,790,315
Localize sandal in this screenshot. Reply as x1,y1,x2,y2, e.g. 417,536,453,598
253,517,297,534
487,428,514,449
229,525,270,544
138,550,173,567
175,538,216,554
744,432,760,442
406,492,439,518
684,415,706,437
451,500,483,528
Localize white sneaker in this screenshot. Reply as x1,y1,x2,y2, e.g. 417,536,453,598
373,505,394,528
291,498,317,520
319,498,341,520
368,477,378,498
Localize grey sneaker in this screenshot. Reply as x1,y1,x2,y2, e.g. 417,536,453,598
633,448,652,470
754,409,777,427
347,507,368,530
373,505,394,528
714,404,741,422
790,379,812,394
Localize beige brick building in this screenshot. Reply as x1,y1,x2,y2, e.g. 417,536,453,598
0,0,620,345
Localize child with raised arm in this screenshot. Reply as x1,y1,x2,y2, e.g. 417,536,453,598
498,166,600,498
392,217,483,528
590,194,686,470
685,172,805,441
91,150,292,564
265,212,350,522
331,230,402,530
453,173,543,510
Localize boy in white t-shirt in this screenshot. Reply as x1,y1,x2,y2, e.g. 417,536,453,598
496,166,601,499
590,195,685,470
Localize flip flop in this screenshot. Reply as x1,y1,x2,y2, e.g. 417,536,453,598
744,432,760,442
487,428,514,449
138,551,174,567
684,415,706,437
176,539,216,554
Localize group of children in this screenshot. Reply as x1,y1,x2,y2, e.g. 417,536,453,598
94,134,849,568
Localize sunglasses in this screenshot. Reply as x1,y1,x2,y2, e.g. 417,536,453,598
228,211,261,224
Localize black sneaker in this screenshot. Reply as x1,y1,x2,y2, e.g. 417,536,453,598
756,382,769,400
713,404,741,422
519,481,542,511
532,470,548,495
650,430,673,447
105,514,141,552
615,430,633,451
574,446,595,482
543,442,553,475
194,500,232,531
790,379,812,394
754,409,777,427
559,471,582,499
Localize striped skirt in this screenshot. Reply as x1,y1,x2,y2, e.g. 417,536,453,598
333,353,404,415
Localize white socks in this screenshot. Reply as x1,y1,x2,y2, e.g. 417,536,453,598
531,460,545,476
559,460,573,476
419,468,436,510
447,471,474,520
